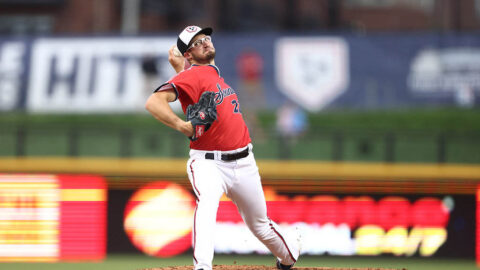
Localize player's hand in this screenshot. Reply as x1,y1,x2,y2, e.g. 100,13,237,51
168,45,185,74
180,121,194,138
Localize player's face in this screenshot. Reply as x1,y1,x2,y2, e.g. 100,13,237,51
187,34,215,64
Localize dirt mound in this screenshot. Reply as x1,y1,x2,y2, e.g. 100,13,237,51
139,265,405,270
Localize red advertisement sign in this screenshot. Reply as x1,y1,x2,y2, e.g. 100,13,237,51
0,174,106,262
123,182,451,258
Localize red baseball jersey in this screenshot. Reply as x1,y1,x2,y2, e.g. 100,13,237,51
157,64,251,151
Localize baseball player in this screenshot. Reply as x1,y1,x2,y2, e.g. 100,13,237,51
145,25,300,270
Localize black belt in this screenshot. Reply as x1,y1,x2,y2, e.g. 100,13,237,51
205,147,249,161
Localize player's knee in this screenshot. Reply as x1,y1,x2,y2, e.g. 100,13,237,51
249,221,272,240
197,197,220,209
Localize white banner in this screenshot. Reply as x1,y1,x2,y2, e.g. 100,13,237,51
26,37,180,113
275,37,349,111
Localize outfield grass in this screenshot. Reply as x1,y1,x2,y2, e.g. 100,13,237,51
1,254,478,270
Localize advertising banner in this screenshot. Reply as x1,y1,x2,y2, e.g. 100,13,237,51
206,34,480,111
0,33,479,113
0,173,474,260
0,174,107,262
407,47,480,107
26,37,180,113
114,181,475,259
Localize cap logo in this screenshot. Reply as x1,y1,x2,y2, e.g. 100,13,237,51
186,26,198,33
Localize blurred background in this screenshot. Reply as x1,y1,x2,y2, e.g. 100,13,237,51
0,0,480,269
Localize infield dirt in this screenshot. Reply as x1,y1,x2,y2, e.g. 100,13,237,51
139,265,406,270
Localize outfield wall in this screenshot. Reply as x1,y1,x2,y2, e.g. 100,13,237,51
1,33,479,113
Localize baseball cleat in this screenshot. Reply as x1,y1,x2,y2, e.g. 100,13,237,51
276,259,294,270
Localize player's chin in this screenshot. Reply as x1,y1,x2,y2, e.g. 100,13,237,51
205,50,216,60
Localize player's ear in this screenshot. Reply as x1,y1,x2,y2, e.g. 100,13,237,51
184,51,193,62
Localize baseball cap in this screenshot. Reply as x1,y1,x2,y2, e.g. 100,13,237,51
177,25,213,55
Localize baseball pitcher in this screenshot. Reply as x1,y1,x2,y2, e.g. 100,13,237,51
145,25,300,270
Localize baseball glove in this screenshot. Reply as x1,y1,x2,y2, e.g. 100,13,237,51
186,91,218,141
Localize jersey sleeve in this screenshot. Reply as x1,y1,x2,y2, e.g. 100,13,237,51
154,70,199,112
153,82,179,100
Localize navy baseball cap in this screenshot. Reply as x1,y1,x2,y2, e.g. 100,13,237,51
177,25,213,55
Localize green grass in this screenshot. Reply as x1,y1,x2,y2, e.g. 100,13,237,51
1,254,478,270
1,109,480,163
1,108,479,133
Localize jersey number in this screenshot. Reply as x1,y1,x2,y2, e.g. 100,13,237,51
231,99,240,113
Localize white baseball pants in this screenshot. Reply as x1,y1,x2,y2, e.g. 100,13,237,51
186,144,300,270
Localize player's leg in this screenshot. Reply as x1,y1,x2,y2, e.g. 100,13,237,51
187,158,226,270
227,153,300,266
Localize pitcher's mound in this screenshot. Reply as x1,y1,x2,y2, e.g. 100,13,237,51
140,265,405,270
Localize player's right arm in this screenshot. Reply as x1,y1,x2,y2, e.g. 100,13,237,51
145,89,194,137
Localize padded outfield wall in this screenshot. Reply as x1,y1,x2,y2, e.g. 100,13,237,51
0,32,479,113
0,164,479,262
